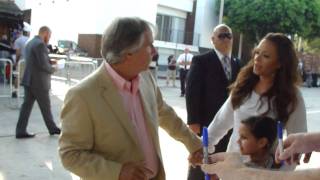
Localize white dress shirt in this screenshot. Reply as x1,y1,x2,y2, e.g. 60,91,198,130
177,52,193,70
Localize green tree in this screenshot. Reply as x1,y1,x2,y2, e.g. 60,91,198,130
304,38,320,54
218,0,320,42
300,0,320,39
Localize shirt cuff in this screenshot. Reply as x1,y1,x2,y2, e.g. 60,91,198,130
208,144,215,154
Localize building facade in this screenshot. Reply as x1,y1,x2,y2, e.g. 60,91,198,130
15,0,219,65
155,0,218,67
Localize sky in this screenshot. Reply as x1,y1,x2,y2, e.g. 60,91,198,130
15,0,158,45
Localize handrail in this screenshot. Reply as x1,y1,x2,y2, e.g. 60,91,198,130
52,60,97,85
0,58,13,98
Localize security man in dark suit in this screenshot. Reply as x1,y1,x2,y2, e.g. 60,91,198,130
186,24,240,179
16,26,61,138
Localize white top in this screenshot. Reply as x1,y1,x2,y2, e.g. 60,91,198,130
14,35,29,60
208,89,307,153
177,53,193,69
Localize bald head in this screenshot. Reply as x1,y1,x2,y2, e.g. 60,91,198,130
212,24,232,37
38,26,51,44
38,26,51,35
211,24,233,55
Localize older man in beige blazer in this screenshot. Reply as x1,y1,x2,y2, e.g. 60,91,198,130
59,17,202,180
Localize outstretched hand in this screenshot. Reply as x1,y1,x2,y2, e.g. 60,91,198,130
188,148,203,167
275,133,313,165
201,152,245,179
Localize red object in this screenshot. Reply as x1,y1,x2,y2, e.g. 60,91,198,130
50,59,57,65
5,64,10,79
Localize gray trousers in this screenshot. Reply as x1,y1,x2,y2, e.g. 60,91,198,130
16,86,58,134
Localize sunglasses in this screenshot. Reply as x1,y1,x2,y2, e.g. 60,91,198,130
218,32,233,40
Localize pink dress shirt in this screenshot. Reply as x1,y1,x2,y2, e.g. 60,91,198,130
105,63,159,178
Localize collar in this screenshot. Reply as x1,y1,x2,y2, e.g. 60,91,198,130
34,35,44,43
105,63,140,94
213,46,231,61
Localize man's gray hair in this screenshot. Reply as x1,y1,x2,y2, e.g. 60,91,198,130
101,17,153,64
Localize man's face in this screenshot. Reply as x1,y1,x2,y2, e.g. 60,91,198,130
127,30,156,73
44,31,51,45
212,27,233,55
184,48,190,54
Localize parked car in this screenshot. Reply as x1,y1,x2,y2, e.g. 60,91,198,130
57,40,88,57
47,44,59,54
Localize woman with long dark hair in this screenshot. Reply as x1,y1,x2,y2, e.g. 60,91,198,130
207,33,307,155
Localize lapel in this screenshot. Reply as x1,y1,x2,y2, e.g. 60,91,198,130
96,63,139,146
211,50,239,83
230,57,239,82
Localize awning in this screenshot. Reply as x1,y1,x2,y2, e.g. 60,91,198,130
0,1,23,27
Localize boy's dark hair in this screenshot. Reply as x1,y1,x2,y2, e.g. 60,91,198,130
241,116,277,148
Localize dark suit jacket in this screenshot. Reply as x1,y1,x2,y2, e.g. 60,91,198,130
21,36,55,90
186,50,240,134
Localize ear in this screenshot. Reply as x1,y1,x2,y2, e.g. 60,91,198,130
124,52,134,59
211,37,216,46
257,137,268,149
211,36,215,42
121,53,132,63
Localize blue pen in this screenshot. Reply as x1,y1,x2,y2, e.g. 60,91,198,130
202,127,210,180
277,121,284,165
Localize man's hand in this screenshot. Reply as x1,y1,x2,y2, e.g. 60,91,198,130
188,148,203,167
52,65,58,72
275,133,313,164
201,152,245,179
119,162,151,180
188,124,201,135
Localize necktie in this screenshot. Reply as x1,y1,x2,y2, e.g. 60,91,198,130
184,53,187,69
222,56,231,80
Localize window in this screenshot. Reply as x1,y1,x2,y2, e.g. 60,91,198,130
156,14,186,44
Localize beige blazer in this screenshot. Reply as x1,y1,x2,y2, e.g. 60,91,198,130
59,63,202,180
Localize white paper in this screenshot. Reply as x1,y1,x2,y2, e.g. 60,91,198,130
57,59,66,69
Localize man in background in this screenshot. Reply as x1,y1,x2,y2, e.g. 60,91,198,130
149,51,159,82
186,24,240,179
177,47,193,97
166,54,177,87
16,26,60,139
